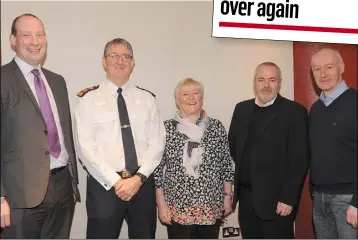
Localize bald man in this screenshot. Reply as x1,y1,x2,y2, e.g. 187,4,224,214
1,13,80,238
309,48,357,239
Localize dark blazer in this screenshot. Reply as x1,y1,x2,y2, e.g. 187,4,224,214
1,59,80,208
228,94,309,220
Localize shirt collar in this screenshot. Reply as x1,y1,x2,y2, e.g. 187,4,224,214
14,56,41,76
319,80,349,102
104,79,133,96
255,95,277,107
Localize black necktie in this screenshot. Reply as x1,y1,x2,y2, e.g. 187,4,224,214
117,88,138,173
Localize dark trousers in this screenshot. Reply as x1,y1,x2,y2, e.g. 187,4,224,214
2,165,75,239
238,186,295,239
86,174,157,239
167,220,221,239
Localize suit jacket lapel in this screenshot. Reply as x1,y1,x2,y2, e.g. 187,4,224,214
11,60,46,125
240,100,255,146
244,101,256,130
254,95,282,137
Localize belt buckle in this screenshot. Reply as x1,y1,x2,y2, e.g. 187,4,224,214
120,170,132,179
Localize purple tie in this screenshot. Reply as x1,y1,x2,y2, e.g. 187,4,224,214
32,69,61,158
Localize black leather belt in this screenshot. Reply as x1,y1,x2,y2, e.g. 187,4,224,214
51,166,66,175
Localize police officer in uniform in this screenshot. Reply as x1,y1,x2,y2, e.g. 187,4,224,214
74,38,166,239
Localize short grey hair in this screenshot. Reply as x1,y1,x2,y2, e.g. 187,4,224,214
254,62,282,80
174,78,204,107
311,47,343,64
103,38,134,57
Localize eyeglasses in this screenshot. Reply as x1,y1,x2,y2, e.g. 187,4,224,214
105,53,133,62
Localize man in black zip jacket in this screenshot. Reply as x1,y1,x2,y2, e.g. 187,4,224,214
309,48,357,239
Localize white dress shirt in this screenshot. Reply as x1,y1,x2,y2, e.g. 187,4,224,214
74,79,166,190
14,56,69,169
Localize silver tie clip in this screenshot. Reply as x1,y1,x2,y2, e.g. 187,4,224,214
121,124,130,129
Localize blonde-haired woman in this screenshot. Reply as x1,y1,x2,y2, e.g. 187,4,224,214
154,78,234,239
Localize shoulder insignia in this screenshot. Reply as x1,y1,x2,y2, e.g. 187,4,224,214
136,86,156,98
76,85,99,97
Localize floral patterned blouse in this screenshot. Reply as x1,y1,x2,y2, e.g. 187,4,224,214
154,117,234,225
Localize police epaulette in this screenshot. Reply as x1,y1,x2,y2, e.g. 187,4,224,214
76,85,99,97
136,86,156,98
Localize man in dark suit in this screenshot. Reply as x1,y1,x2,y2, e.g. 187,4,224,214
228,62,309,238
1,13,80,238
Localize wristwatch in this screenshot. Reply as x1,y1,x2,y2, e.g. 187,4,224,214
136,172,148,184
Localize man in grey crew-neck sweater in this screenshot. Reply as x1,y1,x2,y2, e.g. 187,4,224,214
309,48,357,239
